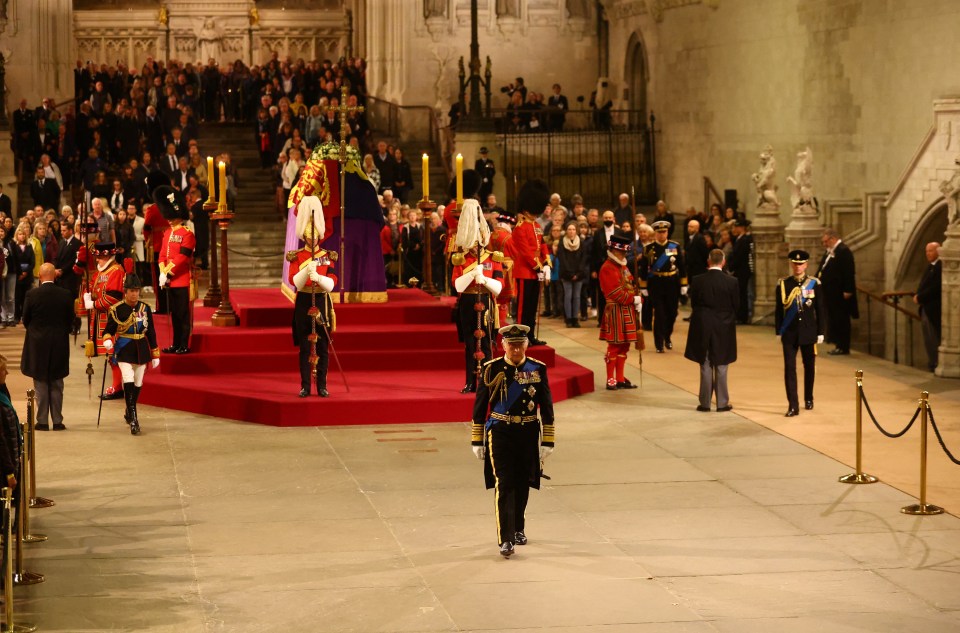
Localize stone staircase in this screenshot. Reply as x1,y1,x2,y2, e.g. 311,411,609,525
199,121,287,288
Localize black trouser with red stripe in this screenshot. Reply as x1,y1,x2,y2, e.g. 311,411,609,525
516,278,540,342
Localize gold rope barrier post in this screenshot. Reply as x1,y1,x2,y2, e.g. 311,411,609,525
211,160,239,327
202,155,222,308
18,409,44,544
26,391,53,510
2,487,35,633
839,369,878,484
13,414,44,584
901,391,944,515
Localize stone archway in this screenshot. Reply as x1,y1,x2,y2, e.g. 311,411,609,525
895,199,947,293
624,31,648,128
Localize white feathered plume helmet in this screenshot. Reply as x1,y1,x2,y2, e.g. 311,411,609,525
454,198,490,250
296,195,325,242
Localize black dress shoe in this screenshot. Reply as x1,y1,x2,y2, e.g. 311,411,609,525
460,384,476,394
514,531,527,546
785,407,799,417
805,400,814,410
174,347,190,354
572,320,580,328
162,345,178,354
696,406,711,412
100,390,124,401
665,341,673,350
499,541,515,557
34,424,49,431
317,388,330,398
52,424,67,431
828,348,849,356
298,388,309,398
529,338,547,347
716,405,733,412
616,380,638,390
605,382,618,391
655,348,664,353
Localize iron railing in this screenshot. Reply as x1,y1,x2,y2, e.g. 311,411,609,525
860,286,920,366
495,109,656,209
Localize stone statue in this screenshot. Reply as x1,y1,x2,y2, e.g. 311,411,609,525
158,6,168,26
496,0,520,18
424,0,447,18
940,155,960,227
751,145,780,211
249,7,259,26
197,17,222,63
567,0,590,19
786,146,816,211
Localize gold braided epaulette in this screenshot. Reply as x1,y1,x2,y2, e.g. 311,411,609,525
327,250,338,262
451,252,466,266
285,250,299,263
491,251,504,263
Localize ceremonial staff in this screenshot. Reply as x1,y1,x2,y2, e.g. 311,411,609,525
308,208,350,393
630,185,643,381
78,207,96,399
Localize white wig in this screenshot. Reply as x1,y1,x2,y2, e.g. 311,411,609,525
295,195,325,241
455,198,490,250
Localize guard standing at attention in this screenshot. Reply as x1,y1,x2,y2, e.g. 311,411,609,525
775,249,824,417
452,198,504,394
84,242,127,399
599,234,642,390
471,324,554,558
287,196,338,398
102,273,159,436
142,171,172,313
155,185,196,354
488,209,516,328
511,179,551,346
639,220,687,353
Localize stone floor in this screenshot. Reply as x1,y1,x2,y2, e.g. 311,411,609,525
1,308,959,633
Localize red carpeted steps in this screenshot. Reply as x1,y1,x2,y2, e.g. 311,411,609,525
137,288,593,427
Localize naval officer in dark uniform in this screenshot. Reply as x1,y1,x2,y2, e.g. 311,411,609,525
638,220,687,352
775,249,825,417
471,324,555,558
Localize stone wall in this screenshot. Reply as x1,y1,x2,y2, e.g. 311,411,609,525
602,0,960,224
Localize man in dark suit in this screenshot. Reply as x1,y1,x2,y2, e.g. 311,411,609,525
684,249,739,412
816,228,858,354
142,105,165,158
590,210,617,325
684,218,709,279
547,83,569,131
474,147,496,203
20,264,74,431
160,143,180,179
0,183,12,218
776,249,825,417
914,242,942,372
727,218,754,323
55,221,82,299
30,167,61,211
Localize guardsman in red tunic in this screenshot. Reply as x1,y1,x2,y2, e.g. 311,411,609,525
488,209,516,327
287,196,339,398
443,170,482,292
142,171,172,313
511,179,551,346
73,220,101,322
155,185,196,354
599,233,642,390
451,198,504,393
83,241,127,399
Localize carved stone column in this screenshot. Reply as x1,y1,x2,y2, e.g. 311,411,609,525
937,223,960,377
751,204,786,324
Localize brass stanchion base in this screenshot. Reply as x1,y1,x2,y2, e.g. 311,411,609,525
12,571,43,586
901,503,945,515
2,622,38,632
21,534,46,543
28,497,53,509
838,473,878,484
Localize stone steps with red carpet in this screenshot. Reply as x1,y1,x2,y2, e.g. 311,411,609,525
138,288,593,427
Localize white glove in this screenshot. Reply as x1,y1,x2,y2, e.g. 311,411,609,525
314,274,335,293
681,286,688,296
102,338,113,352
453,271,475,293
542,265,551,280
537,271,545,281
640,289,648,297
83,293,93,310
151,358,160,369
817,335,824,345
159,273,168,287
633,295,642,308
540,446,554,460
472,445,485,461
292,265,311,291
309,270,323,284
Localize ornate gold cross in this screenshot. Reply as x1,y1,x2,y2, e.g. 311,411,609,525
323,85,364,145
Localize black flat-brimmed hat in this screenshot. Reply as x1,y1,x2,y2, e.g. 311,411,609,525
788,249,810,263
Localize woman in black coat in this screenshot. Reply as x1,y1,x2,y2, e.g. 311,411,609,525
557,222,589,328
390,148,413,204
